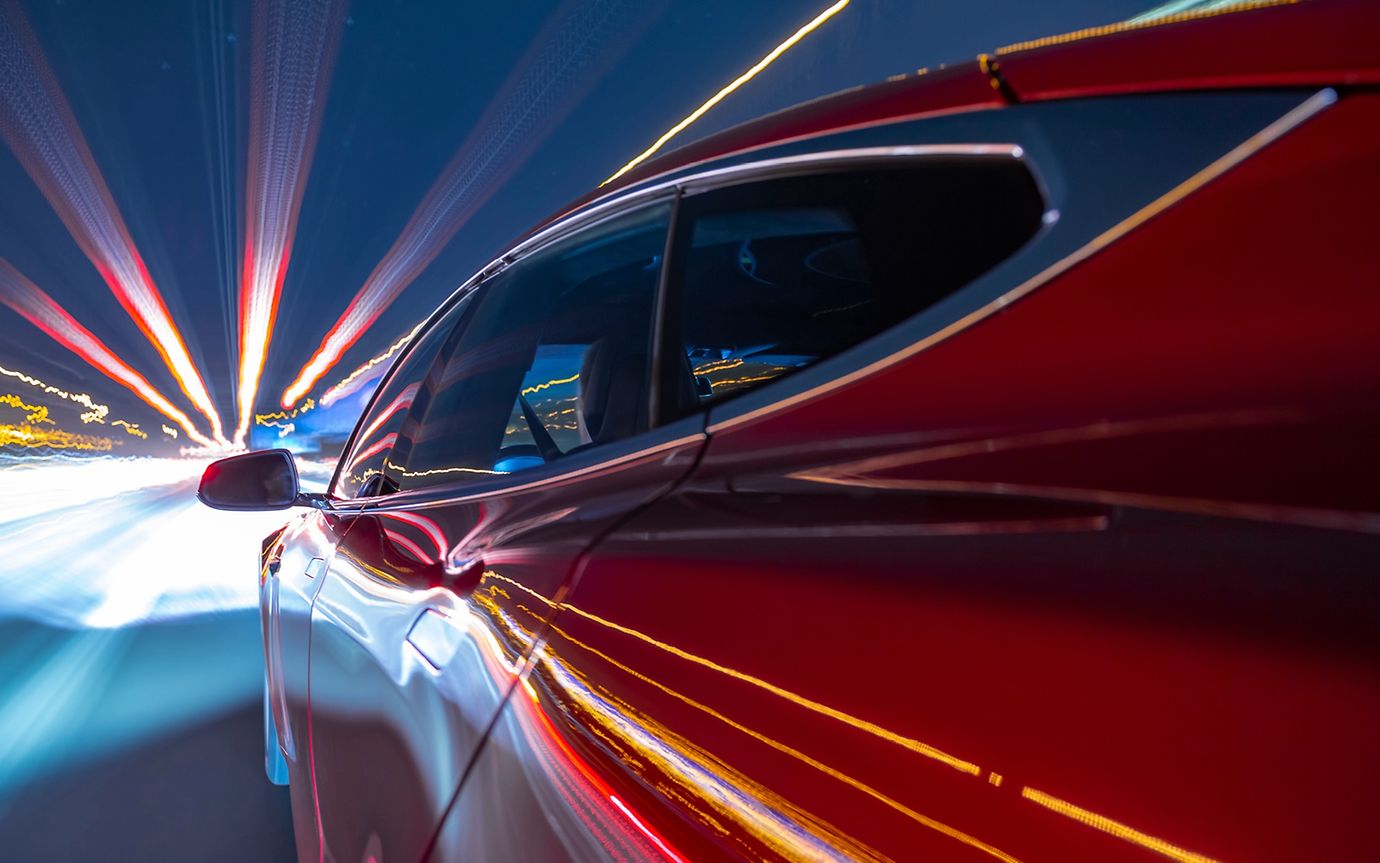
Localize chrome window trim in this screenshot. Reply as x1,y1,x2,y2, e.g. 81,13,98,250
319,89,1335,512
325,281,485,501
333,144,1032,509
363,430,708,512
491,144,1029,278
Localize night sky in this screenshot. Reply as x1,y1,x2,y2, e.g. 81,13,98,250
0,0,1148,456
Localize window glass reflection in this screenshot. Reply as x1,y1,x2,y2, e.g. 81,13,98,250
398,202,671,490
332,292,475,498
673,162,1044,414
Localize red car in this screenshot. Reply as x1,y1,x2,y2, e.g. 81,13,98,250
200,2,1380,860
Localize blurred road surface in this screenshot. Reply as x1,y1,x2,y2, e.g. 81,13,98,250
0,457,321,861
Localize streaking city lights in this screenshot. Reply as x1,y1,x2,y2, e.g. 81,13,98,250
0,3,228,444
0,259,216,447
0,393,52,425
280,0,661,408
233,0,346,445
0,362,110,423
600,0,850,186
319,322,422,407
0,422,113,451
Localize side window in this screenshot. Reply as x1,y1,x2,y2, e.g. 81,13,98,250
670,160,1044,413
331,292,475,499
395,202,671,491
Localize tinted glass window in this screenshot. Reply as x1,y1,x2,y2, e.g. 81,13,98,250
396,202,670,491
670,160,1043,413
331,292,475,499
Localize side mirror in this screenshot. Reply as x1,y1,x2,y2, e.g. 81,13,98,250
198,449,302,511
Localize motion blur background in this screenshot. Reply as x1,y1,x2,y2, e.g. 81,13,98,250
0,0,1153,857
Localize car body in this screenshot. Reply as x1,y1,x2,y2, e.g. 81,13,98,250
239,2,1380,860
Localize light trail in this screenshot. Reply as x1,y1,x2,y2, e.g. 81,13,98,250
233,0,346,444
280,0,661,408
111,419,147,439
1,367,154,433
0,3,227,444
0,393,52,425
254,397,314,426
0,259,216,447
601,0,850,186
0,363,108,423
0,422,113,451
318,322,423,408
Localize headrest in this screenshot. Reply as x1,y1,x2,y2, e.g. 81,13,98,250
577,329,646,446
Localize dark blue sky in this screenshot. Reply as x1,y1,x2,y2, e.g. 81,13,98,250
0,0,1147,454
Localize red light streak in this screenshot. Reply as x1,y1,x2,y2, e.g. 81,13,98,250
377,510,448,559
382,528,434,566
608,795,688,863
357,384,418,445
0,259,215,447
233,0,346,444
523,671,687,862
0,4,227,444
279,0,659,408
344,432,396,472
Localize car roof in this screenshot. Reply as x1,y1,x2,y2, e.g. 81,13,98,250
531,0,1377,236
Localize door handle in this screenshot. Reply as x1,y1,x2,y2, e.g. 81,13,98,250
407,608,465,669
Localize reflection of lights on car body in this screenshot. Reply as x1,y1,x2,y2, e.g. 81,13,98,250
200,3,1380,862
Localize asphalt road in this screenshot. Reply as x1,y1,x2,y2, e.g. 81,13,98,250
0,460,303,861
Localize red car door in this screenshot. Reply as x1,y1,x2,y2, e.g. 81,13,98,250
305,199,710,863
429,88,1380,861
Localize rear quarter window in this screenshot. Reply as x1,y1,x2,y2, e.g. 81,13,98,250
668,158,1044,415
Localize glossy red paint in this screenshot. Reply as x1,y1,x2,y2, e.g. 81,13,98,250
219,2,1380,861
518,88,1380,863
995,0,1380,101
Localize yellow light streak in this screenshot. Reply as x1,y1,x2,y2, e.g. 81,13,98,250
521,373,579,396
161,424,178,439
544,622,1018,862
0,422,113,451
0,362,109,423
995,0,1295,55
1020,786,1220,863
255,398,315,425
0,393,52,424
600,0,851,187
320,323,424,407
709,372,783,390
692,357,744,375
560,601,980,776
111,419,147,439
380,457,507,479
